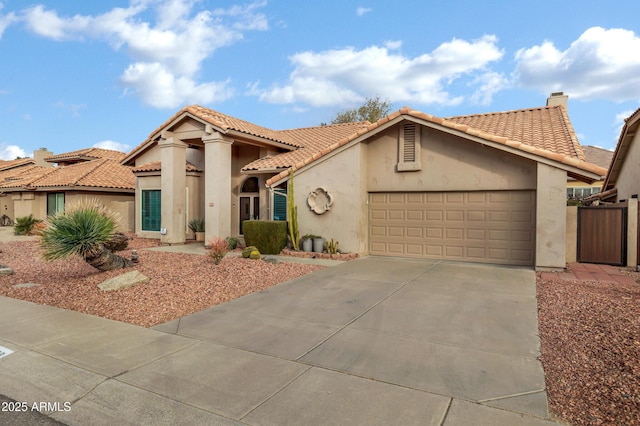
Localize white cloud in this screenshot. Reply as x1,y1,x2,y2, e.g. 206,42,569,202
92,140,131,153
0,3,17,38
255,35,504,107
120,62,234,108
0,144,27,160
55,101,87,118
19,1,269,108
356,7,372,16
514,27,640,101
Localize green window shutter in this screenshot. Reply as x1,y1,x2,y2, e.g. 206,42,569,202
273,189,287,221
142,190,161,231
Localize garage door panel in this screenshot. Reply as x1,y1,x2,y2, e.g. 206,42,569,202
369,191,535,266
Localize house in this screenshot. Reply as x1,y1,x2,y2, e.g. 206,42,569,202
124,93,605,270
566,145,613,200
0,148,135,230
593,108,640,203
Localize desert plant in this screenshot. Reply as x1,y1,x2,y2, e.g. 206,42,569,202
326,239,339,254
207,237,229,265
13,214,42,235
242,246,258,258
287,169,300,250
188,218,205,233
249,249,261,260
225,236,238,250
39,199,132,271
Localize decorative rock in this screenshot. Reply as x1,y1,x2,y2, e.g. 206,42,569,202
263,256,279,264
98,270,149,292
0,264,13,275
13,282,40,288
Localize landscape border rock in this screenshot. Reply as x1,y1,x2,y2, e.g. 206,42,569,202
98,270,149,292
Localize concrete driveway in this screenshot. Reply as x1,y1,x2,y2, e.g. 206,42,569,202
0,256,555,425
152,257,550,424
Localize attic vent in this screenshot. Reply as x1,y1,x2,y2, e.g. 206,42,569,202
403,123,416,162
397,122,421,172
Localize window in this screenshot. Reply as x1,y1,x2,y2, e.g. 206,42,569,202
273,188,287,221
47,193,64,216
567,186,601,200
142,190,161,231
397,122,421,171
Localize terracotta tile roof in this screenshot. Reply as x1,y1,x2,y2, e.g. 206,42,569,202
242,122,370,171
446,106,586,161
265,106,607,186
581,146,614,170
0,158,35,172
45,148,127,163
0,165,53,189
0,159,134,191
125,105,304,164
131,161,202,173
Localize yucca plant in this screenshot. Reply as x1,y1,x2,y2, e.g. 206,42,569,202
40,199,132,271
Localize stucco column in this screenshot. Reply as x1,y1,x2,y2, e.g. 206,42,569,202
627,198,638,268
159,132,187,244
536,163,567,270
203,132,233,242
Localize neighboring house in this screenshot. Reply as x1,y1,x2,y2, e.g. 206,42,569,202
0,148,135,231
566,145,613,200
593,108,640,203
123,93,605,270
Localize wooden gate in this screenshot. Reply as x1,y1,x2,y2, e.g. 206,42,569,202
577,206,627,265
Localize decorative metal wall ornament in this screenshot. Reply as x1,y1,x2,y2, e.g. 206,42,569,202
307,187,333,214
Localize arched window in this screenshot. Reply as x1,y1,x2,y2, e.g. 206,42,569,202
241,177,259,193
239,177,259,234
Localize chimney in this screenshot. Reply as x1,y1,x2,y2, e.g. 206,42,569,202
547,92,568,109
33,147,54,167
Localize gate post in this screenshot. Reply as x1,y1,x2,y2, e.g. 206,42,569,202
628,198,638,268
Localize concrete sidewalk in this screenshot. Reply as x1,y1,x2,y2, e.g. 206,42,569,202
0,258,561,425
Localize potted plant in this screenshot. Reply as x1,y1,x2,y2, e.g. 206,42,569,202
301,234,319,252
312,235,325,253
188,218,205,242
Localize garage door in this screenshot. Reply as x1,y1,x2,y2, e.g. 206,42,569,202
369,191,535,266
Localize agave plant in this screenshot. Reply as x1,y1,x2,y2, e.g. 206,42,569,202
40,199,132,271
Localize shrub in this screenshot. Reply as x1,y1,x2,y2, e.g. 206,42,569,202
207,237,229,265
13,214,42,235
188,218,205,233
225,236,238,250
242,220,287,255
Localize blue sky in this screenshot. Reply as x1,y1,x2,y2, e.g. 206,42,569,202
1,0,639,160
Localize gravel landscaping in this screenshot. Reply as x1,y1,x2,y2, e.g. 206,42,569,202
0,237,323,328
1,232,639,425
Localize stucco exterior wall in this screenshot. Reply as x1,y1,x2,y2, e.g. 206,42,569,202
134,147,161,167
615,132,640,202
0,193,14,222
536,163,567,270
10,191,134,231
366,125,537,192
232,145,262,237
295,144,367,255
566,206,577,263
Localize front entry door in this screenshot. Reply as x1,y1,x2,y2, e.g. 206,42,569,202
239,196,260,234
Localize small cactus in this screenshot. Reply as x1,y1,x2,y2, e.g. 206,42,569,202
249,250,261,260
242,246,257,258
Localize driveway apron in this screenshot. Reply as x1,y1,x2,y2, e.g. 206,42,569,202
154,256,550,422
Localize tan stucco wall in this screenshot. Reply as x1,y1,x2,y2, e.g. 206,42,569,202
627,198,638,268
0,193,15,222
366,126,537,192
566,206,577,263
536,163,568,270
10,191,134,231
294,143,367,255
615,131,640,202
